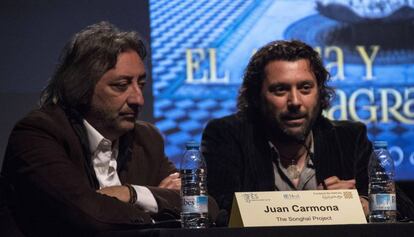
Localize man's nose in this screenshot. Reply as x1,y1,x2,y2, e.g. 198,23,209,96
127,83,144,106
287,89,302,108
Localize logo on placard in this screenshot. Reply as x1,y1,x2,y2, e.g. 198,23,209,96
343,191,353,199
241,193,270,203
283,193,300,200
242,193,259,203
316,191,344,200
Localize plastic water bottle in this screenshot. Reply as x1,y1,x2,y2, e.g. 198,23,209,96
180,141,208,228
368,141,396,223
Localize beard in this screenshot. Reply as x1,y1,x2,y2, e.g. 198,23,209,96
86,104,139,138
262,101,320,144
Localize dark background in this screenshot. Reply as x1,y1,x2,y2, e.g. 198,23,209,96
0,0,153,170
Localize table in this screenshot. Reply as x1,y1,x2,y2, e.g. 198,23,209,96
97,223,414,237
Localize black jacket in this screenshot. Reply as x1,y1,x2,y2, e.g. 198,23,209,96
202,114,414,220
1,105,182,236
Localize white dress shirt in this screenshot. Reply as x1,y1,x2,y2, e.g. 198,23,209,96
83,120,158,213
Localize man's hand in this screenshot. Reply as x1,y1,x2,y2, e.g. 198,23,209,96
158,172,181,190
318,176,356,190
97,185,130,203
359,196,370,217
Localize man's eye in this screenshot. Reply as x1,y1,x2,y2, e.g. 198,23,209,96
138,81,146,89
300,84,313,93
270,87,287,95
112,84,128,91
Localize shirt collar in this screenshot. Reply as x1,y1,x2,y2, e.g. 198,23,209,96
268,131,315,162
83,119,117,154
269,132,317,190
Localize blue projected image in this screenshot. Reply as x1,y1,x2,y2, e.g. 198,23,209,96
149,0,414,180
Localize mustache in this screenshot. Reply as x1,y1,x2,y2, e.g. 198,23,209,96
120,106,141,116
280,111,307,120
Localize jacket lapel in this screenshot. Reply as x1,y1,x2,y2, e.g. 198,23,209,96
247,117,277,191
312,117,338,184
63,106,100,189
117,131,134,173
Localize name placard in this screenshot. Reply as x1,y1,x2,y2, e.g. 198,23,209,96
229,190,366,227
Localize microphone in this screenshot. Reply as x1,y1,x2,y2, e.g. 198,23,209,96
213,209,229,227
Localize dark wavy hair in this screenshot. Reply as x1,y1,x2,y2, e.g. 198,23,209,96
237,40,334,119
40,21,147,115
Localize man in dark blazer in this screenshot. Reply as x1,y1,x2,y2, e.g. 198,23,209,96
202,40,414,221
1,22,217,236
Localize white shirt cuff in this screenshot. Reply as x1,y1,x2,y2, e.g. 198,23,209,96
132,185,158,213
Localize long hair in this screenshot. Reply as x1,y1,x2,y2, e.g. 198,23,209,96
237,40,334,119
40,21,146,115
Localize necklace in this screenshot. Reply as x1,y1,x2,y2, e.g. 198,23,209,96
286,160,301,179
280,149,309,180
271,137,312,181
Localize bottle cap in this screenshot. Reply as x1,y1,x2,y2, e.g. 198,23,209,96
373,141,388,149
185,141,199,150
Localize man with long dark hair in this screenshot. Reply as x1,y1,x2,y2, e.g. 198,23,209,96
202,40,414,220
1,22,201,236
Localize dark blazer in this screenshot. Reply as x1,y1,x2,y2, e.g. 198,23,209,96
2,105,181,236
202,114,414,220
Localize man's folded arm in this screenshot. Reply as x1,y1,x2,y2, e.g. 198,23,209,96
4,117,157,232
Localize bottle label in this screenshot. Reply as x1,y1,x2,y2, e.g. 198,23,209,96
369,194,396,211
182,195,208,213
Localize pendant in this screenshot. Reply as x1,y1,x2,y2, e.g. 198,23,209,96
286,165,300,179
